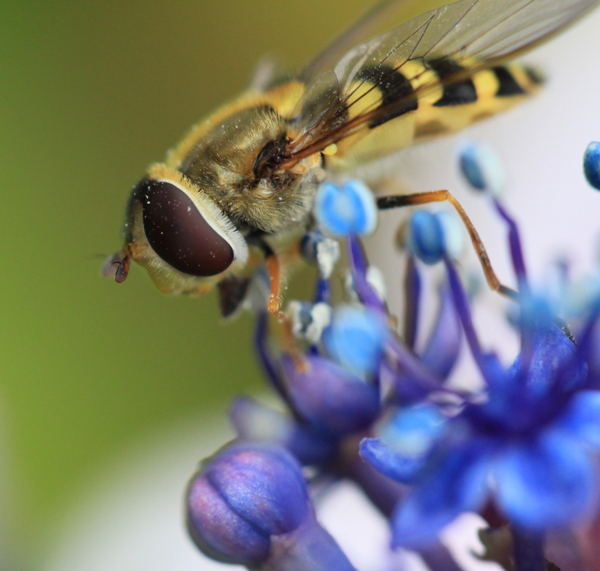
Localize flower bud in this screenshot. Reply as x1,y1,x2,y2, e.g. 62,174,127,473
188,442,357,570
187,442,309,566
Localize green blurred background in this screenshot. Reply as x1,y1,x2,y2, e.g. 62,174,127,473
0,1,447,567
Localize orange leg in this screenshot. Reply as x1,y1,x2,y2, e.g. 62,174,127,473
264,252,307,368
378,190,517,300
265,253,285,316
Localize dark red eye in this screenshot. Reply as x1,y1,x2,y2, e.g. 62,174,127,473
139,179,234,277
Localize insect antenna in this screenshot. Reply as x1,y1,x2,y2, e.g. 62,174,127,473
102,251,130,284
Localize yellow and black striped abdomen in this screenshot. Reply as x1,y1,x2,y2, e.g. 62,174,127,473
413,59,543,139
331,58,542,170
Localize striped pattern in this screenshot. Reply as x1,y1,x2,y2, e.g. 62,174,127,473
335,58,538,130
492,66,527,96
356,65,418,128
429,58,478,107
322,57,542,168
354,58,538,129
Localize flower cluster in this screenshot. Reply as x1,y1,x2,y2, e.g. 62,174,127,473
186,143,600,571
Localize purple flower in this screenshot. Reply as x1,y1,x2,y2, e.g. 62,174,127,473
282,354,380,435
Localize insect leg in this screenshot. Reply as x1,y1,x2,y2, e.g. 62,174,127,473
377,190,517,300
247,235,284,316
265,254,283,315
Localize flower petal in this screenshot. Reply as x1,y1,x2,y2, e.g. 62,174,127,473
391,440,491,549
494,432,598,530
420,286,462,379
557,390,600,449
230,396,335,465
283,355,380,435
379,404,446,458
360,437,427,484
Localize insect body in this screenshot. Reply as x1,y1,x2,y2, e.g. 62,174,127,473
107,0,598,315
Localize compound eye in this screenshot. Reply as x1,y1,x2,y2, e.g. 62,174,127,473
139,180,234,277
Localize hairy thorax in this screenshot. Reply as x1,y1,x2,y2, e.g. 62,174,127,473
177,105,318,234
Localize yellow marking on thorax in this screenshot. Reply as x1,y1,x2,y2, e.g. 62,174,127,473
167,81,305,169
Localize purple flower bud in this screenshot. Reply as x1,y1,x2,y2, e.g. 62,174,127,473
187,442,309,566
283,354,380,435
187,442,358,570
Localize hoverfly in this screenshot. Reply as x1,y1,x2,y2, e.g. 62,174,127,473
106,0,598,316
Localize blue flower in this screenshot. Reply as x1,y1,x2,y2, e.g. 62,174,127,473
187,140,600,571
362,285,600,549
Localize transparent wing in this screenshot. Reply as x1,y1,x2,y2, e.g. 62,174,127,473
302,0,431,81
284,0,598,165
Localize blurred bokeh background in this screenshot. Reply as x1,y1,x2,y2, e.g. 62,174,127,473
2,1,600,570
